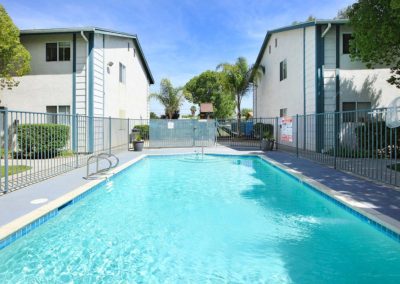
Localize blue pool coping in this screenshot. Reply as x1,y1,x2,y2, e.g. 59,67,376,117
1,153,399,251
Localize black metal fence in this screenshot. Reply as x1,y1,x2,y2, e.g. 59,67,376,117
274,108,400,187
1,107,399,193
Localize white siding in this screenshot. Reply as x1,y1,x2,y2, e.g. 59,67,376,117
304,26,316,115
323,25,337,113
75,36,88,116
93,34,105,117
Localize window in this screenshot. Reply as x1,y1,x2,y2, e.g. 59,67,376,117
119,63,126,84
279,59,287,81
46,105,70,124
275,38,278,47
46,42,70,62
342,102,371,122
46,43,57,61
58,42,70,61
342,34,353,54
269,45,271,54
128,42,130,51
280,108,287,117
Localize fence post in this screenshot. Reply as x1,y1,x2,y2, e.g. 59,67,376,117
3,108,9,193
296,114,299,157
127,118,130,151
109,116,112,155
334,112,338,169
75,114,79,168
275,117,279,150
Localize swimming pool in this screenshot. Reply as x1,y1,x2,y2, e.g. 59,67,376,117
0,154,399,283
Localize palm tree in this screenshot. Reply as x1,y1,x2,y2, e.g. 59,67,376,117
217,57,262,135
190,105,197,117
149,79,184,119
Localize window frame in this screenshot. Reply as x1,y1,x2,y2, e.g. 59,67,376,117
342,101,371,123
342,33,353,55
46,41,71,62
46,43,58,62
279,59,287,81
46,105,71,124
58,41,71,61
280,108,287,118
119,62,126,84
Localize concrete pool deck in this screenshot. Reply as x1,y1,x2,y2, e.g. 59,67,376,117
1,147,400,241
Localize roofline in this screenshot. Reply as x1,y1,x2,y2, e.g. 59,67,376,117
20,27,154,84
251,19,349,81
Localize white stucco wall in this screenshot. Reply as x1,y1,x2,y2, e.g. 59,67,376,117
103,35,150,119
0,34,81,113
255,27,307,118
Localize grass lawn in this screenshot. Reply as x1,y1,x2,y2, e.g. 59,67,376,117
0,165,32,177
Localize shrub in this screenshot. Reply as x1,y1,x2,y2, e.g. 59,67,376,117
253,123,274,138
355,121,400,155
17,124,70,158
133,125,149,139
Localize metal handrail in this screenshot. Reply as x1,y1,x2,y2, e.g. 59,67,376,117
85,155,112,179
97,153,120,169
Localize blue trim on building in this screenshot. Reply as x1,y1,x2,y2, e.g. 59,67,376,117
335,25,341,112
88,32,94,153
315,25,325,152
72,33,77,151
303,27,307,150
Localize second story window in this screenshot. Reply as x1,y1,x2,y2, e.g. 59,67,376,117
46,43,57,61
46,42,70,62
279,59,287,81
280,108,287,117
58,42,70,61
343,34,353,54
119,63,126,84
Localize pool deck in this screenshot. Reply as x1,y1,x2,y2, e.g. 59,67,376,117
1,147,400,240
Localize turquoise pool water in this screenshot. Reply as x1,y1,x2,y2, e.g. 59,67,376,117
0,154,400,283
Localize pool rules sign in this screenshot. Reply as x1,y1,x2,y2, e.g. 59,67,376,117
281,116,293,142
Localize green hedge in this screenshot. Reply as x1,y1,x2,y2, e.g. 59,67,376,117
17,124,70,158
134,125,149,139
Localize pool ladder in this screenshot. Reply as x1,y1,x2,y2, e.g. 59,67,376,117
85,153,119,179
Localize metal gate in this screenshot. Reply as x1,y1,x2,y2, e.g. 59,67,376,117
149,119,216,147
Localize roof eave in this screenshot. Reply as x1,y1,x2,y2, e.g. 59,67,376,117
20,27,154,84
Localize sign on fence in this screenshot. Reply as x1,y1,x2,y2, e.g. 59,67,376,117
281,116,293,142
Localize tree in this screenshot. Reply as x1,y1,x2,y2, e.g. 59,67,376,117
149,79,184,119
150,112,159,119
217,57,262,134
184,70,235,118
190,105,197,117
241,108,253,120
0,4,30,93
347,0,400,88
335,5,352,19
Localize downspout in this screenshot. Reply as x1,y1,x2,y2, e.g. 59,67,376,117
80,31,89,116
321,23,331,38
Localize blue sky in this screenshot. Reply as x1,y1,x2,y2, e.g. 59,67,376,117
3,0,354,115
